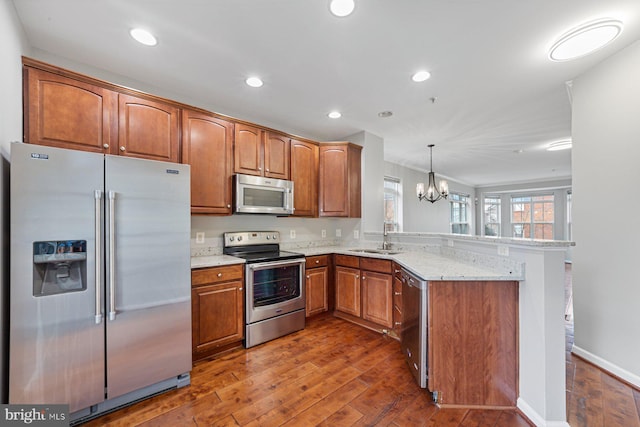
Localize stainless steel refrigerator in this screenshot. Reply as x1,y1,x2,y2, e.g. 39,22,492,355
9,143,192,422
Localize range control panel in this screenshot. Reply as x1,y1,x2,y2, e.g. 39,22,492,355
223,231,280,247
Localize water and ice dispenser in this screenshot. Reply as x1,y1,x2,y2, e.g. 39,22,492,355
33,240,87,296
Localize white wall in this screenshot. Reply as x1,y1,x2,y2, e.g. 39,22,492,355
571,40,640,387
345,131,384,234
0,0,30,403
384,161,476,233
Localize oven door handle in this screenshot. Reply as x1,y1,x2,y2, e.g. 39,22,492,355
247,258,306,270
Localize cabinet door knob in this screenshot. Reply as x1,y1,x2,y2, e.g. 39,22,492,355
238,287,243,291
306,275,310,279
394,292,401,296
217,273,222,278
227,204,231,208
258,167,262,171
120,146,126,152
315,260,320,264
103,144,109,149
266,168,270,172
356,275,359,279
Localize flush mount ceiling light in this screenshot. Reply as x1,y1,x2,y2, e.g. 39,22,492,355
416,144,448,203
549,19,623,61
245,77,264,88
412,70,431,82
329,0,355,17
129,28,157,46
547,140,572,151
328,111,342,119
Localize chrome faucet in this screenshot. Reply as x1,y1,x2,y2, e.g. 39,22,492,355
382,223,391,250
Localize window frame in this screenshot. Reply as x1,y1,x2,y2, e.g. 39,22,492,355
510,193,555,240
449,192,470,235
483,195,501,237
384,176,402,232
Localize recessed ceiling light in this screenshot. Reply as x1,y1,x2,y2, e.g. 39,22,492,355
549,19,623,61
130,28,157,46
412,70,431,82
547,140,572,151
328,111,342,119
378,111,393,118
245,77,263,88
329,0,355,17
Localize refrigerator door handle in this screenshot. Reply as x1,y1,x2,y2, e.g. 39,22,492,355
94,190,103,324
108,190,117,321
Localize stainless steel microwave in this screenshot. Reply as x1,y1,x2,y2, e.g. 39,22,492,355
234,174,294,215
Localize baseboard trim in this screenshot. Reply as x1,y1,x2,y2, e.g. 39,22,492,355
572,345,640,390
517,398,570,427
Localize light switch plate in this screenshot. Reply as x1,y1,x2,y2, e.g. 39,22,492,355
353,230,359,239
498,245,509,256
195,232,205,244
290,229,296,239
321,229,327,238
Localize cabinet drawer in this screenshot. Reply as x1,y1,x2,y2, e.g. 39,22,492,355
335,254,360,268
192,264,243,286
392,262,403,279
306,255,329,268
361,257,392,274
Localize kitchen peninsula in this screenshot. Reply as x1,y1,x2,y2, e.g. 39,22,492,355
191,233,572,426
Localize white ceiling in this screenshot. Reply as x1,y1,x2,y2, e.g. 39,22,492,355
11,0,640,186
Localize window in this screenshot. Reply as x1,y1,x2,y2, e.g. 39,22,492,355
384,176,402,232
511,194,554,240
483,196,501,236
450,193,469,234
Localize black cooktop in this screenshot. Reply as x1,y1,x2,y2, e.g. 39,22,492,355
226,250,304,264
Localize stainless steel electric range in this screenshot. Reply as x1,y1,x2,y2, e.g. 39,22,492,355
223,231,306,348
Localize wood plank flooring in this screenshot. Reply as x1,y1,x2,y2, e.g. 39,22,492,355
81,314,530,426
82,263,640,426
564,263,640,427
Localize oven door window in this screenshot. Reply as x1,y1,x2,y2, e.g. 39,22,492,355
252,265,301,306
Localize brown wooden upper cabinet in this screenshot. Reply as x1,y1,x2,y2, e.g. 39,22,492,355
182,109,234,214
118,94,180,162
319,142,362,217
24,66,117,154
290,139,319,217
23,61,180,163
234,124,290,179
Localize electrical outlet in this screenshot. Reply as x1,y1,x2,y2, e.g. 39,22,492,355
498,245,509,256
321,229,327,238
290,229,296,239
353,230,359,239
195,232,205,244
448,239,454,247
336,229,342,237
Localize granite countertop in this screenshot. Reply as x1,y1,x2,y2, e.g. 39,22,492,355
190,245,522,281
191,254,245,269
296,246,521,281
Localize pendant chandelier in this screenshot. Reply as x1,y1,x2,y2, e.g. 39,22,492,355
416,144,448,203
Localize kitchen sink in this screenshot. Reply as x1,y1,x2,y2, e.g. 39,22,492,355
348,248,402,255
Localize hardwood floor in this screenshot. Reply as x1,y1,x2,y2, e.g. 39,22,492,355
564,263,640,427
82,264,640,426
82,314,530,427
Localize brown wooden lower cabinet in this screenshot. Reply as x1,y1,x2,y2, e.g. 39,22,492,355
335,265,361,317
191,264,244,361
361,270,393,328
305,255,329,317
428,280,518,407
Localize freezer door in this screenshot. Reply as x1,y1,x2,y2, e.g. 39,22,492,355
104,155,191,399
9,143,106,412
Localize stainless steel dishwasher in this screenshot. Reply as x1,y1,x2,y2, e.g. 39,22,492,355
400,268,428,388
